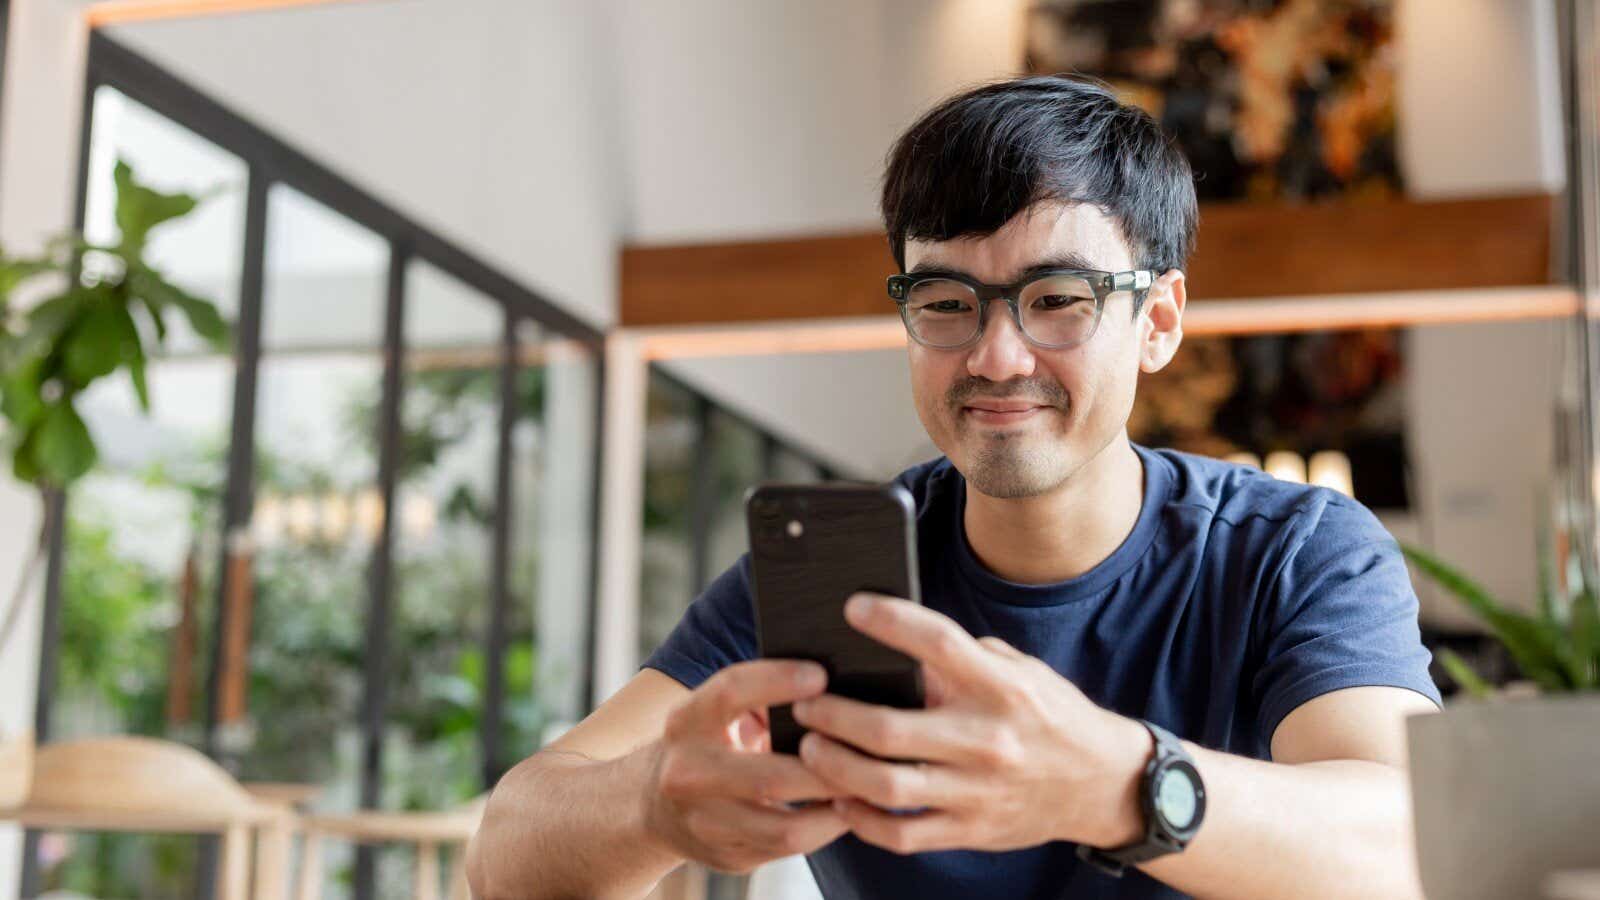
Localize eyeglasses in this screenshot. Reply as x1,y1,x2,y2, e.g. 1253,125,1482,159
886,268,1154,350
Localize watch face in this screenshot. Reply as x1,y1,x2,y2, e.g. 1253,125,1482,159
1154,766,1200,831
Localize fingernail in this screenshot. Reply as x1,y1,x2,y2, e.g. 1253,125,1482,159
845,594,876,621
792,699,812,720
795,664,825,690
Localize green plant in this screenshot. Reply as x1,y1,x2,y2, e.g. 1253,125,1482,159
0,159,229,689
1402,540,1600,697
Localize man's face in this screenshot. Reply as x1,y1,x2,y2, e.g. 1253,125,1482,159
903,201,1165,499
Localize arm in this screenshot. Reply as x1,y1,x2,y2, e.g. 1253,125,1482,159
790,594,1439,900
467,662,850,900
1134,685,1439,900
465,669,687,900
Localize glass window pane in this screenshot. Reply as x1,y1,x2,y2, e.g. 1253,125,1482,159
240,184,389,898
42,87,246,897
518,326,599,734
382,259,503,825
706,410,763,579
639,373,698,663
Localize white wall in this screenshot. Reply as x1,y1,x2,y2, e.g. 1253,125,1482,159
0,2,95,894
109,0,625,329
1398,0,1566,198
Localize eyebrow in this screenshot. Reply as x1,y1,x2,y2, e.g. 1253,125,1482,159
905,251,1105,283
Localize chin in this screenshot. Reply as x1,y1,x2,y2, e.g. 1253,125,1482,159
960,442,1072,499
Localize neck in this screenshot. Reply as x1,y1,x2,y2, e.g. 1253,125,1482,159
962,435,1145,585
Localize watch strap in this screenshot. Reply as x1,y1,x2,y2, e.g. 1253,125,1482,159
1075,719,1195,878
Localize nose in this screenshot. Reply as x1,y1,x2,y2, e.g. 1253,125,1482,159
966,300,1036,382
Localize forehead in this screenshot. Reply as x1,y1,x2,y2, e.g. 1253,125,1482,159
902,201,1133,282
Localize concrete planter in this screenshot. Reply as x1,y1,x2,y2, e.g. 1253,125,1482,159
1408,696,1600,899
0,729,32,809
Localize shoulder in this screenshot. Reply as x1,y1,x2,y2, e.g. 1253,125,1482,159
1145,445,1385,540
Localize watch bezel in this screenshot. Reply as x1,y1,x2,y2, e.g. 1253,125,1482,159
1145,755,1207,843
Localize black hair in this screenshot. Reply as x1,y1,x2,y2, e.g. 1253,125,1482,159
880,74,1198,278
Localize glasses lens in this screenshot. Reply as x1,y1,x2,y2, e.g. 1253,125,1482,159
903,279,980,347
1018,274,1099,347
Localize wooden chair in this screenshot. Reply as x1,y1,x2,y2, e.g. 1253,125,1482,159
294,796,484,900
0,735,296,900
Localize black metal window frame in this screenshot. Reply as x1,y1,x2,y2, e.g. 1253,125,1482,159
648,364,852,596
26,30,607,898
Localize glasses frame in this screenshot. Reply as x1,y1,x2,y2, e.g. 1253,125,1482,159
886,267,1155,350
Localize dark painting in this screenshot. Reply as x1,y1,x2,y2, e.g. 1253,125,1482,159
1026,0,1404,202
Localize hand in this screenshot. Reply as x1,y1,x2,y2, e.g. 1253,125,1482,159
789,593,1151,855
643,659,852,873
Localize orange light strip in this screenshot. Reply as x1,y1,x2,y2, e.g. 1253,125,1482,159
630,286,1579,361
1183,285,1579,336
84,0,370,28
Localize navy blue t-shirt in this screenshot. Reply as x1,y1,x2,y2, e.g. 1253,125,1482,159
641,443,1441,899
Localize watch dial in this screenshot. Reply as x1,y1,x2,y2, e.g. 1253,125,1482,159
1155,768,1198,830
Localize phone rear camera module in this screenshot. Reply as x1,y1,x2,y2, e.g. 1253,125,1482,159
786,520,804,539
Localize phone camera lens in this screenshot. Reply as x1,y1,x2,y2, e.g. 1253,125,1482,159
786,520,804,538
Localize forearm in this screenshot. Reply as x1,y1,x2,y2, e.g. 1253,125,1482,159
467,744,684,900
1139,749,1422,900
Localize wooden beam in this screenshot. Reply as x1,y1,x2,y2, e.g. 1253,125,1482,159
619,194,1557,327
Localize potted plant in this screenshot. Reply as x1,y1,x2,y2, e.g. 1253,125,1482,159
0,160,228,808
1402,536,1600,900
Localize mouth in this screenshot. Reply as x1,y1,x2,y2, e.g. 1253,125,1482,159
960,401,1051,426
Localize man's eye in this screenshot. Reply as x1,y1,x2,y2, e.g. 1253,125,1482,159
920,300,971,313
1032,295,1083,311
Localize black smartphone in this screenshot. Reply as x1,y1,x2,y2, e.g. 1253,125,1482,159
745,482,926,756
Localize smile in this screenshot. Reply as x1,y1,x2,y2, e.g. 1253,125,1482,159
962,405,1047,426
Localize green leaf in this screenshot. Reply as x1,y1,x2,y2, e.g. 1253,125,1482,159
1402,543,1572,690
128,266,228,346
0,256,54,301
0,353,47,431
117,306,150,412
1535,513,1563,627
113,160,198,257
33,402,96,485
138,294,168,343
1572,587,1600,689
62,299,126,386
1436,647,1494,699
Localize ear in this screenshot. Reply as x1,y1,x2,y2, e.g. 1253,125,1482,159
1138,269,1185,374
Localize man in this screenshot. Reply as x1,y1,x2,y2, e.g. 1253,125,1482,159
468,75,1442,900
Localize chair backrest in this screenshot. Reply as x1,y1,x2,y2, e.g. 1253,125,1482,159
25,735,269,826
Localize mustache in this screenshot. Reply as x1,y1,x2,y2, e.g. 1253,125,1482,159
945,376,1069,410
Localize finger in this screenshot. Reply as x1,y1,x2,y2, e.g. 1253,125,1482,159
831,797,969,855
691,797,851,867
675,659,827,737
977,636,1026,658
798,732,971,811
668,746,843,805
844,594,1002,690
730,710,767,752
791,693,993,766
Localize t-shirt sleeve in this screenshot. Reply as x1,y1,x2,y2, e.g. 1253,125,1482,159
1252,491,1443,755
639,553,760,690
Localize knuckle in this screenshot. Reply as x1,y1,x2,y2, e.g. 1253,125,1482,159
866,716,901,750
930,628,963,661
884,823,918,855
878,771,914,808
984,730,1026,770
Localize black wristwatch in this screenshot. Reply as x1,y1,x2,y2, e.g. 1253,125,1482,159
1076,719,1207,877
